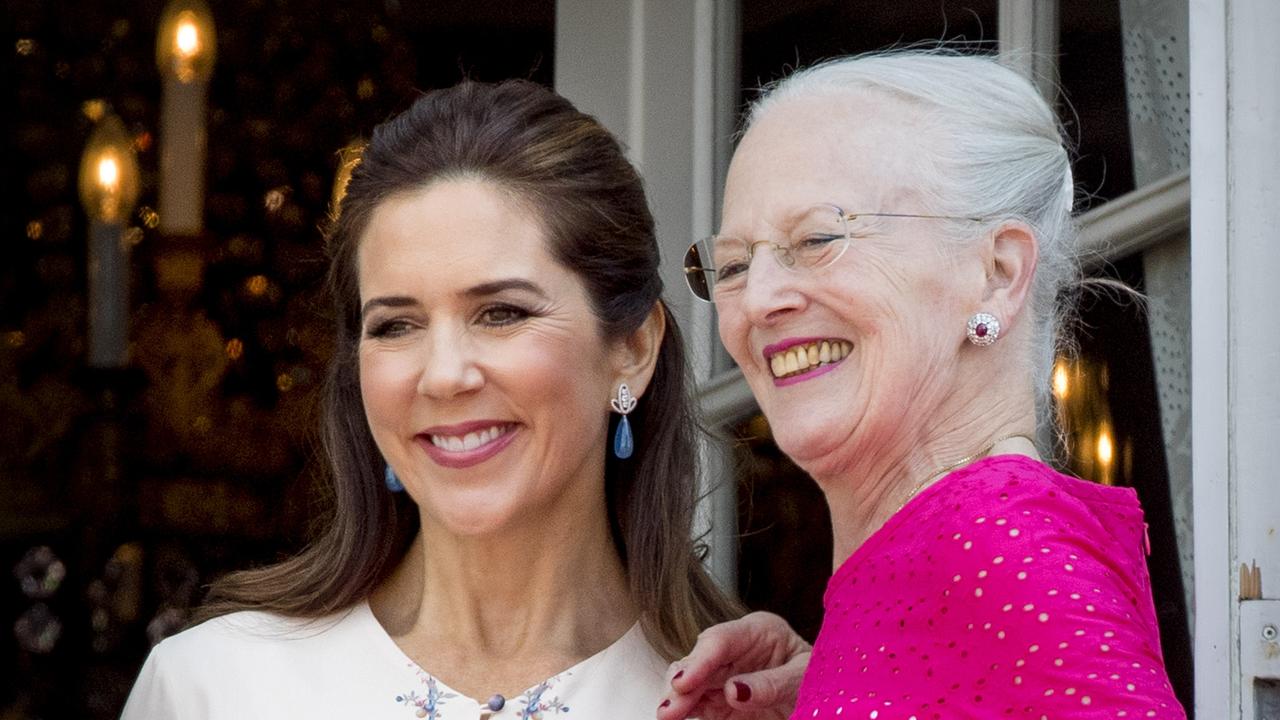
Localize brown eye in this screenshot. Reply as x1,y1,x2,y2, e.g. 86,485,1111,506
478,304,530,326
365,319,413,339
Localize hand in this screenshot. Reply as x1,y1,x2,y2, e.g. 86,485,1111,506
655,611,811,720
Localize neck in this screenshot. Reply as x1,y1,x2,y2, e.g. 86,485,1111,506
815,382,1041,570
369,490,636,698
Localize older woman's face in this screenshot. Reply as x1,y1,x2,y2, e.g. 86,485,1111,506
716,93,987,477
356,179,624,536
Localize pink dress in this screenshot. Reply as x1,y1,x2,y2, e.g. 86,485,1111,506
792,455,1185,719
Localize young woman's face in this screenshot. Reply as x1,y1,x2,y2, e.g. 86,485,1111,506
356,179,626,536
714,93,986,480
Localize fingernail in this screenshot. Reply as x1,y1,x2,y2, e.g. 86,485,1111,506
659,699,671,709
733,681,751,703
672,670,684,680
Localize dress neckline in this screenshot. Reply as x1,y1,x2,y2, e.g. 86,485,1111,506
823,453,1142,608
351,599,648,705
825,454,1037,604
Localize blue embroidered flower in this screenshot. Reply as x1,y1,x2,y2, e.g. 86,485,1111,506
396,669,457,719
516,678,570,719
395,665,572,718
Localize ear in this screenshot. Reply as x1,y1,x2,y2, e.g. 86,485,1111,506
610,302,666,400
980,220,1039,328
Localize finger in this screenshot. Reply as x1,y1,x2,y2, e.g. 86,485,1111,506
670,613,786,694
656,686,727,720
723,649,811,712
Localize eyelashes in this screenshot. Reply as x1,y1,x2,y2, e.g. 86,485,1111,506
362,303,538,339
364,318,411,339
477,303,532,326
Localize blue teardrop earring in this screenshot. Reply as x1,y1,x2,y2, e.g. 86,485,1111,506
384,464,405,492
610,383,637,460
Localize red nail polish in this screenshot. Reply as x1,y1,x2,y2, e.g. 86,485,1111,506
673,670,684,680
734,681,751,703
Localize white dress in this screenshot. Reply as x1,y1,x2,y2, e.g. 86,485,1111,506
120,601,670,719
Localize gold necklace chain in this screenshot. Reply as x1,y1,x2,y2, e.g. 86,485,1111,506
896,432,1037,512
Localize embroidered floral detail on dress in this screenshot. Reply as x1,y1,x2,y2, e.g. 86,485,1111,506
514,677,570,718
395,665,573,718
396,666,458,719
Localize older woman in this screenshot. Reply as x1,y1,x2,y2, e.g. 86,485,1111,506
659,51,1185,719
121,79,740,718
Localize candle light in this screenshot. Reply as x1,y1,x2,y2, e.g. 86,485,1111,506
79,113,140,367
155,0,215,236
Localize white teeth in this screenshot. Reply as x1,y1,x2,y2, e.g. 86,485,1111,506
767,340,852,379
430,424,508,452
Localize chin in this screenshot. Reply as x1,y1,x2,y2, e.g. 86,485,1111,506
417,495,518,538
432,513,513,538
771,423,847,473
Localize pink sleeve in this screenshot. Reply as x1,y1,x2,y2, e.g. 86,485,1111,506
929,481,1184,717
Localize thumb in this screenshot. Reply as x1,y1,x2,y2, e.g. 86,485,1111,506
723,650,810,712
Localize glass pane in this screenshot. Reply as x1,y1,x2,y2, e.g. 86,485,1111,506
741,1,999,95
1058,2,1136,208
1054,256,1192,708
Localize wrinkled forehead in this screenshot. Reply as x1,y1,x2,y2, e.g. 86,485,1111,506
722,88,936,229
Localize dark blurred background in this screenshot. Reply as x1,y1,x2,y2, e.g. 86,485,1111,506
2,1,553,715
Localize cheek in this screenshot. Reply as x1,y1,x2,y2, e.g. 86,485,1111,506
358,348,420,431
715,304,752,364
490,333,611,417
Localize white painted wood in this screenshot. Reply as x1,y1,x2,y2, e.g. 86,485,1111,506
1225,2,1280,718
1189,0,1236,715
555,0,740,591
998,0,1060,102
1076,171,1189,266
1241,600,1280,714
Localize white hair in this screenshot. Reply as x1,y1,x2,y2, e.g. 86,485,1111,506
747,49,1079,423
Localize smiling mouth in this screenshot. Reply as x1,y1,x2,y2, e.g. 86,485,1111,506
426,423,514,452
767,340,851,379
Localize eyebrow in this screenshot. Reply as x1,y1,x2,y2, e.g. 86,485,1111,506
463,278,548,299
359,278,548,321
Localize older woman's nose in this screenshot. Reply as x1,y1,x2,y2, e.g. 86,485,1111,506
415,334,484,399
738,249,807,326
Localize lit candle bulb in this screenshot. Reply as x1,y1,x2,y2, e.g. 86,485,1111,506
156,0,216,236
79,113,140,367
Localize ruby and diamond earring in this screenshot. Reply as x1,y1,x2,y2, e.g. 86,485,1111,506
967,312,1000,346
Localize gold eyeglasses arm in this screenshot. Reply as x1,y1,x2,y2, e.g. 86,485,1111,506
841,211,989,223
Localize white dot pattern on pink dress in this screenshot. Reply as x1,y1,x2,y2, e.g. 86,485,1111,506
790,456,1185,719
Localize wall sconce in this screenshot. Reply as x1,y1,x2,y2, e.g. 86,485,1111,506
79,113,140,367
156,0,216,236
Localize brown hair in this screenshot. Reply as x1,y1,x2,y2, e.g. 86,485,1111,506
198,79,742,659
